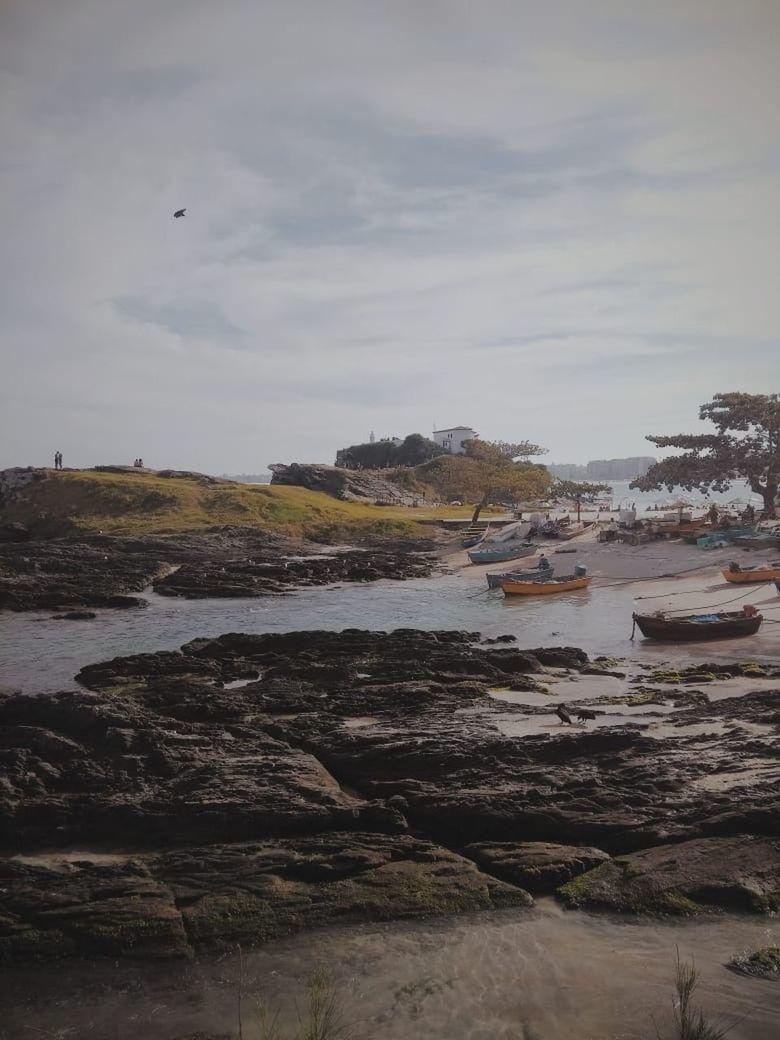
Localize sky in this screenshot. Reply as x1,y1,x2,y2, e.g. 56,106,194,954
1,0,779,473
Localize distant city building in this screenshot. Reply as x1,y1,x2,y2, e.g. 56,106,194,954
547,457,656,480
432,426,478,454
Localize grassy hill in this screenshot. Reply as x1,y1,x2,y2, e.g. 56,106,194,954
0,469,482,541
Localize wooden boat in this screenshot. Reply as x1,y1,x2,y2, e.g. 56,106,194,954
554,522,592,541
501,574,591,596
632,608,763,642
723,563,780,584
468,541,536,565
462,531,486,548
461,523,489,548
486,564,554,589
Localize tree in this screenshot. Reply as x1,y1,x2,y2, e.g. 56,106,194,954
395,433,446,467
335,440,397,470
550,479,610,522
631,393,780,517
459,438,549,522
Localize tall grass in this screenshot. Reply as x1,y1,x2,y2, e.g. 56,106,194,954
654,949,738,1040
237,946,355,1040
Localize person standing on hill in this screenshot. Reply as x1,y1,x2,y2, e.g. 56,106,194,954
53,451,61,470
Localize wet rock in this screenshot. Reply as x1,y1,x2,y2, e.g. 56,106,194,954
4,626,780,962
51,610,97,620
0,856,191,961
727,946,780,981
463,842,610,893
0,528,436,611
0,684,404,850
152,547,434,599
557,836,780,915
0,835,531,961
163,834,532,951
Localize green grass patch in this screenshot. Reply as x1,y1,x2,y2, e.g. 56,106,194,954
0,470,464,539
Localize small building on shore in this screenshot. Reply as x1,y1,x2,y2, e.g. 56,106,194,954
433,426,477,454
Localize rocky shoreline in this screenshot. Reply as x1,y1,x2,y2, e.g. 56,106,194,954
0,527,437,611
2,628,778,963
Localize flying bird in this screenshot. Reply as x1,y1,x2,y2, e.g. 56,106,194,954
173,208,186,219
555,704,573,726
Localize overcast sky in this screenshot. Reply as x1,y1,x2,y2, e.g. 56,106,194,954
1,1,778,473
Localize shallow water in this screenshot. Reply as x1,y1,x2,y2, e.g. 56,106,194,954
2,571,778,694
3,901,778,1040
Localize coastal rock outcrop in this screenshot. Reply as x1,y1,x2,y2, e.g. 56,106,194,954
0,528,436,610
269,463,418,504
557,835,780,914
1,836,529,961
463,842,611,893
2,628,778,961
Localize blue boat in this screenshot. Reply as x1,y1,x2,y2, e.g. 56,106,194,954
468,541,536,565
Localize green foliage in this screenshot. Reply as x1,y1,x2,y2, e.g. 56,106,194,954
632,392,780,515
0,470,442,539
414,452,550,518
396,433,447,467
462,438,547,463
336,433,444,470
550,479,610,520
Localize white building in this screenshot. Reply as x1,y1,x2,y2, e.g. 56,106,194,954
433,426,478,454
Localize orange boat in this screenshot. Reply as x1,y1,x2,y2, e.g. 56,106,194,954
723,564,780,584
501,574,591,596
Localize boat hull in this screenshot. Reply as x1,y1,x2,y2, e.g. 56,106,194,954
468,543,535,564
722,567,780,583
632,611,763,641
501,575,591,596
462,533,485,548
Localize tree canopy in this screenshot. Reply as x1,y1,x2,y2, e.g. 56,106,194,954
335,434,444,470
550,479,610,521
450,438,549,521
630,393,780,516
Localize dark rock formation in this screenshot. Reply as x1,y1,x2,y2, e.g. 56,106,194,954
2,627,778,962
727,946,780,980
0,522,30,543
152,547,434,599
557,836,780,915
0,527,436,610
1,835,529,962
463,842,610,893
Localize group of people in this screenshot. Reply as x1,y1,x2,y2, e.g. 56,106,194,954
132,458,145,468
53,451,63,470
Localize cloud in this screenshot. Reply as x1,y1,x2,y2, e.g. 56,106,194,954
1,0,779,472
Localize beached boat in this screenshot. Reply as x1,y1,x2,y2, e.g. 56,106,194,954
723,563,780,584
554,521,593,541
460,522,490,548
486,564,555,589
468,542,536,565
632,608,763,642
462,530,487,548
501,573,591,596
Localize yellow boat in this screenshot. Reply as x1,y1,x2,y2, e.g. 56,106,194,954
501,574,592,596
723,564,780,584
